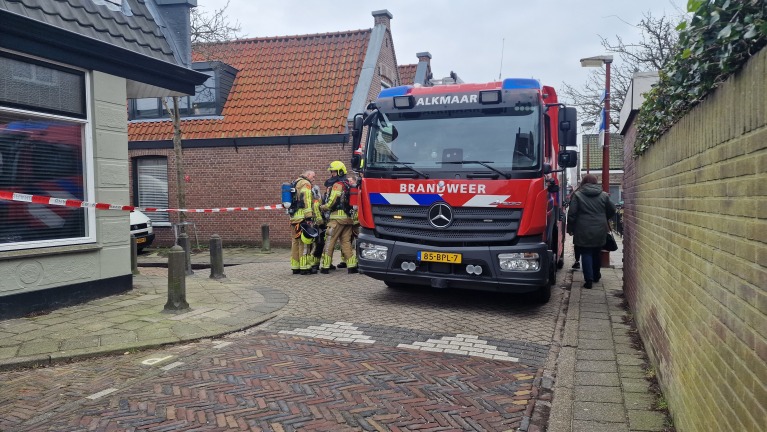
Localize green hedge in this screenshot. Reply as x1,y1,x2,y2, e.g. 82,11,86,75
634,0,767,155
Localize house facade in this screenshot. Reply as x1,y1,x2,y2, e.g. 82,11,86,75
128,10,403,247
0,0,207,317
577,133,624,203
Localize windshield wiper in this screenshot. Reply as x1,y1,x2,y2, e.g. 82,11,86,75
372,161,429,179
439,160,511,179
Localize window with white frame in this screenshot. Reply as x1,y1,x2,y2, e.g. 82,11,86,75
0,52,91,250
134,157,169,225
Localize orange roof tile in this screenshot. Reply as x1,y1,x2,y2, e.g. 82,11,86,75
129,29,372,141
398,63,417,85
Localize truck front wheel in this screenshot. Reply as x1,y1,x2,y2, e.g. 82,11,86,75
533,283,552,303
534,252,556,303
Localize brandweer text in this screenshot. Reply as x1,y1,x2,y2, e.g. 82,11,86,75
399,183,487,194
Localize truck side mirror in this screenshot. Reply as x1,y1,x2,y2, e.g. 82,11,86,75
559,107,577,147
558,150,578,168
351,114,363,150
351,114,364,170
351,154,362,170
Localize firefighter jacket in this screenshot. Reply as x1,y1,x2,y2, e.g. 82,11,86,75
312,198,325,226
320,179,352,222
289,177,314,223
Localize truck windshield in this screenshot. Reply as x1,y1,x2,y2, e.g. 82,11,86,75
365,106,540,172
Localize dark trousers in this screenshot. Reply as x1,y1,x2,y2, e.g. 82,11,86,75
574,245,581,261
580,246,602,283
313,226,326,260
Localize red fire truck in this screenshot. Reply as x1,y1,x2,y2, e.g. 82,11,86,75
349,78,578,303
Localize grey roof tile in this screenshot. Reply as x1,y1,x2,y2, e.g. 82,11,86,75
0,0,177,64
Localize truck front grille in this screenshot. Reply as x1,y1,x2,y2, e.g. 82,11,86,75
371,205,522,246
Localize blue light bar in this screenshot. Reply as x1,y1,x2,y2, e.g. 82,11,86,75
502,78,541,90
378,85,412,98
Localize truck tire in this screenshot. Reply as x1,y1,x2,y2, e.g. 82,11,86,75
534,252,555,303
548,251,557,286
534,283,552,303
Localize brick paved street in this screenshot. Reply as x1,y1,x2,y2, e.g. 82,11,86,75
229,261,566,347
1,332,542,431
0,253,570,431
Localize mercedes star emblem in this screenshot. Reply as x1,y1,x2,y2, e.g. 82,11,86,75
428,202,453,228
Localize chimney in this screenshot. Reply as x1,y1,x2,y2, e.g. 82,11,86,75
417,52,432,65
154,0,197,68
372,9,393,29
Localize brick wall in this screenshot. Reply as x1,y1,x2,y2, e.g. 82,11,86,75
130,142,352,247
622,47,766,431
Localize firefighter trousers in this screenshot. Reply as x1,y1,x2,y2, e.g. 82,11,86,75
320,220,357,269
290,222,313,271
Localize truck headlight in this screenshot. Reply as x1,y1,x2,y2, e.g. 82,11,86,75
498,252,540,272
359,242,388,261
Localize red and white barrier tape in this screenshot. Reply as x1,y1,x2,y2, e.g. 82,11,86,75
0,190,284,213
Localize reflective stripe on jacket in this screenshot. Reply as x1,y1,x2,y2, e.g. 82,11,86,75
290,178,314,223
321,181,351,221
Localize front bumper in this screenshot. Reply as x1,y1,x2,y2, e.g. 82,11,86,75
357,232,551,293
132,231,155,248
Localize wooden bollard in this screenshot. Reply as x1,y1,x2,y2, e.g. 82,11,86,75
164,245,189,311
130,234,140,275
261,224,271,252
178,232,193,276
209,234,225,279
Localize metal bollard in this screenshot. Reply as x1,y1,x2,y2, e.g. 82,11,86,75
164,245,189,311
209,234,225,279
130,234,140,275
178,233,193,276
261,224,271,252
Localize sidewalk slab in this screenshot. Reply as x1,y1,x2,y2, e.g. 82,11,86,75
0,258,289,370
547,236,668,432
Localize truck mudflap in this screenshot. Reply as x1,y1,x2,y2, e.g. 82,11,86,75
357,233,553,294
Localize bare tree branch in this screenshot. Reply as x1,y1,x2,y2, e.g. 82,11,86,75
190,0,243,45
561,12,683,130
165,1,241,230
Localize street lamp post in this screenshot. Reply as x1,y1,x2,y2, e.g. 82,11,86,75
580,55,613,192
580,55,614,266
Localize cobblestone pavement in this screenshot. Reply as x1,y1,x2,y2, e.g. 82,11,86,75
0,331,541,431
0,245,574,431
228,261,567,348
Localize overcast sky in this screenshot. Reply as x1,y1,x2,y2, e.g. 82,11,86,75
198,0,687,101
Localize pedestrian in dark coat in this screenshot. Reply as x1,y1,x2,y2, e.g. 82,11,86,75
566,174,616,288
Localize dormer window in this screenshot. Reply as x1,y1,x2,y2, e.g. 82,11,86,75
192,70,216,116
127,61,237,120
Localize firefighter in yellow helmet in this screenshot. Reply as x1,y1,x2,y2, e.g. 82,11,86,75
289,170,316,275
337,174,360,269
319,161,358,274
